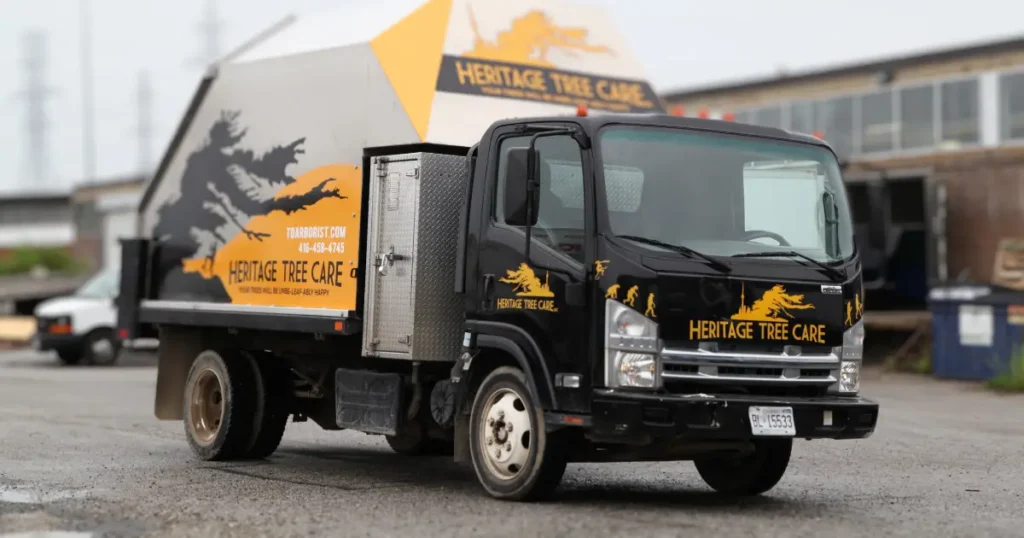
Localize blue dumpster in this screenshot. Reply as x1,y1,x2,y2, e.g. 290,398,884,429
928,284,1024,381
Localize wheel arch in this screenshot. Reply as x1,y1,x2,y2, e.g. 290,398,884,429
466,322,557,411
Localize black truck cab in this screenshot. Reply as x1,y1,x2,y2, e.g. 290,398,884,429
451,113,878,499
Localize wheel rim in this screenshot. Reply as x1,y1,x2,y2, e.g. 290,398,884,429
188,368,225,446
90,336,115,364
478,387,533,480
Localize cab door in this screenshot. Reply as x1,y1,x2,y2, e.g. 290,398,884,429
469,124,593,413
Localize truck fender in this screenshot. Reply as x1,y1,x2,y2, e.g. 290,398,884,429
464,321,557,411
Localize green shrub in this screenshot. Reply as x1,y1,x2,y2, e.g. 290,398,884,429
986,345,1024,393
0,247,87,275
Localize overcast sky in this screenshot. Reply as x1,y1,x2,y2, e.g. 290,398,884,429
2,0,1022,194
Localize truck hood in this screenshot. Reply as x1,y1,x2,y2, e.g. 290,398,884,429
34,296,111,317
646,273,853,349
597,245,864,350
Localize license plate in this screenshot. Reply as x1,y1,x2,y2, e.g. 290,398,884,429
748,406,796,436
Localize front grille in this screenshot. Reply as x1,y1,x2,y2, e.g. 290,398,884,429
659,344,840,389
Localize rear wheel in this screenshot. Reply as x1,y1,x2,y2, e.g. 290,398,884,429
183,349,258,461
82,328,120,366
242,355,291,460
693,438,792,496
468,367,567,501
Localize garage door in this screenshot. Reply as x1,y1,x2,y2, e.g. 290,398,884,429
103,210,138,269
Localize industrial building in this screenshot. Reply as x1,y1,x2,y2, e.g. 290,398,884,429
0,175,145,317
663,36,1024,324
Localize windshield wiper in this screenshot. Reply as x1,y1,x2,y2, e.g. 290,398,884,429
731,250,844,282
616,235,731,273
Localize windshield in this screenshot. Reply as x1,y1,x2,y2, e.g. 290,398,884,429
596,125,856,264
76,269,119,299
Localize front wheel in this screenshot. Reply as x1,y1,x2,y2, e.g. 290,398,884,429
468,367,567,501
693,438,792,496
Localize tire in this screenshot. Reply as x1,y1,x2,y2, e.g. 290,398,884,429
56,349,82,365
242,355,291,460
468,366,567,501
694,438,792,496
182,349,258,461
82,328,120,366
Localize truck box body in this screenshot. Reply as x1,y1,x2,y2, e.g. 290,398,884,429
134,0,662,343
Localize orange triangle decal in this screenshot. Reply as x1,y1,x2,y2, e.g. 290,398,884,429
371,0,454,142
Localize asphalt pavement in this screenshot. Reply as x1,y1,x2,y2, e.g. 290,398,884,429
1,348,1022,538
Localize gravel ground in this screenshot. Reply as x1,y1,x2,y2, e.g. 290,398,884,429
0,348,1022,538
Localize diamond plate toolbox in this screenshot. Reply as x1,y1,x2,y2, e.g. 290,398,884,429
362,152,467,362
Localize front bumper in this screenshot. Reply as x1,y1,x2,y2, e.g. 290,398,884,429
35,332,81,352
592,390,879,441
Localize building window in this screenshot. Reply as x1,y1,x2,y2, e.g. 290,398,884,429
789,102,815,135
939,78,980,146
815,96,854,159
861,90,894,153
899,85,936,150
753,106,783,129
1000,72,1024,141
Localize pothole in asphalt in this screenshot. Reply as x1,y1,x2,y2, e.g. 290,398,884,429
0,487,91,504
0,528,92,532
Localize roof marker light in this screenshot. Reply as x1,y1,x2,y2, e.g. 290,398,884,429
576,104,588,117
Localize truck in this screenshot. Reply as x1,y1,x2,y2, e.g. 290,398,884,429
116,0,879,501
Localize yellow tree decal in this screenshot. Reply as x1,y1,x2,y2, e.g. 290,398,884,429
731,283,815,322
465,7,614,68
499,263,555,298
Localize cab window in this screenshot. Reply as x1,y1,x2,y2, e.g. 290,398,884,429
493,134,585,263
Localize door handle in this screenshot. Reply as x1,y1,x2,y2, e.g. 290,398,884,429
377,245,407,276
482,274,495,310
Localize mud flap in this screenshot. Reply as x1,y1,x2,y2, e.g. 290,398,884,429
334,368,402,436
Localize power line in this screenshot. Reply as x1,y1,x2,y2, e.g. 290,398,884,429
136,71,154,174
17,30,56,190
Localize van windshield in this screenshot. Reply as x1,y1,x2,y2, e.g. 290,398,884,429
595,125,856,264
76,269,120,299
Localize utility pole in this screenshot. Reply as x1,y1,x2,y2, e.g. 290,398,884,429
135,71,154,174
17,30,56,191
80,0,97,184
194,0,223,68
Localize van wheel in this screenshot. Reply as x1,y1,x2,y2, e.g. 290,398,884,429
243,356,291,460
694,438,792,496
183,350,257,461
82,328,120,366
468,367,567,501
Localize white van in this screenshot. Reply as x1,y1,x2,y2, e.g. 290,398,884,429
33,268,126,365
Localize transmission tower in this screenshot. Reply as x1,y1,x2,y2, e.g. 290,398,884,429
194,0,223,68
135,71,154,174
81,0,97,184
17,30,56,190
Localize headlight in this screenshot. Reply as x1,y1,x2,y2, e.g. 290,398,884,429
839,360,861,393
604,299,660,389
837,320,864,394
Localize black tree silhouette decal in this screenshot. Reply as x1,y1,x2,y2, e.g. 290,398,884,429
152,110,346,301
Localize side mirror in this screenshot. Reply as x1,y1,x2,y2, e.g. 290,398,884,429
504,147,540,227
